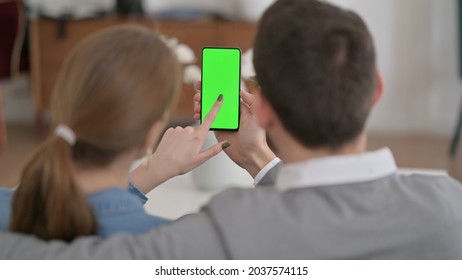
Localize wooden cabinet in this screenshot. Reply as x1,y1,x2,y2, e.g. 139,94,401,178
30,17,256,125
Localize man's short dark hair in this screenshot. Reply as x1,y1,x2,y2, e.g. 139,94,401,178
254,0,376,149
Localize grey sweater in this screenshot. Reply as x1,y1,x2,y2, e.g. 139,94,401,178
1,165,462,259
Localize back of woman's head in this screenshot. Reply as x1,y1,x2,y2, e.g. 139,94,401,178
10,25,180,241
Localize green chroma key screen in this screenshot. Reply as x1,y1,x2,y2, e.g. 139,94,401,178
201,47,241,130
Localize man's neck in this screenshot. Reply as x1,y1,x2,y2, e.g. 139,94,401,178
272,129,368,164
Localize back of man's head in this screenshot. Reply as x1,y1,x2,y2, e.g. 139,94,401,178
254,0,376,149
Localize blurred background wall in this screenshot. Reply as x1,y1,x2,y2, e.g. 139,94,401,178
330,0,461,136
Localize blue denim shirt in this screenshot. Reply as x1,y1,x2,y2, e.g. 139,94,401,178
0,182,170,238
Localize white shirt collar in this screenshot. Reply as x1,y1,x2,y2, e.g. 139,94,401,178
276,148,398,191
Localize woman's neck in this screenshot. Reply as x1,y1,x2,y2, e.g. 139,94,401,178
72,153,136,195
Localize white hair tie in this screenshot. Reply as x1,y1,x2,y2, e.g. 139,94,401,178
54,124,77,146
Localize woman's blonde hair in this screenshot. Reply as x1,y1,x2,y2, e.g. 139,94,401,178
10,25,180,241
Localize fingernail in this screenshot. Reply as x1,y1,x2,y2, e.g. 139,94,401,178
222,142,231,150
217,94,223,102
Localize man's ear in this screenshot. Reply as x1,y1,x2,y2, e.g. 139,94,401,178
139,120,166,157
255,90,276,130
372,70,384,106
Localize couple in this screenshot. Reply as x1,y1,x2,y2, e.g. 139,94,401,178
1,0,462,259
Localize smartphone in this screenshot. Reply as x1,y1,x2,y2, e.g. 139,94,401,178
201,47,241,131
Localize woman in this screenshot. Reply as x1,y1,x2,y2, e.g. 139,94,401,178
1,25,228,241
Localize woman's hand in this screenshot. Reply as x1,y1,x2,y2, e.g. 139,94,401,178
130,95,229,194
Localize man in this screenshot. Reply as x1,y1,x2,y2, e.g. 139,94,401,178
1,0,462,259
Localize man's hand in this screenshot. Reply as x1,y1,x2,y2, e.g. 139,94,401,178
194,81,276,178
130,95,229,194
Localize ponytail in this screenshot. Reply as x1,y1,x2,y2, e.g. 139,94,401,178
10,136,97,242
